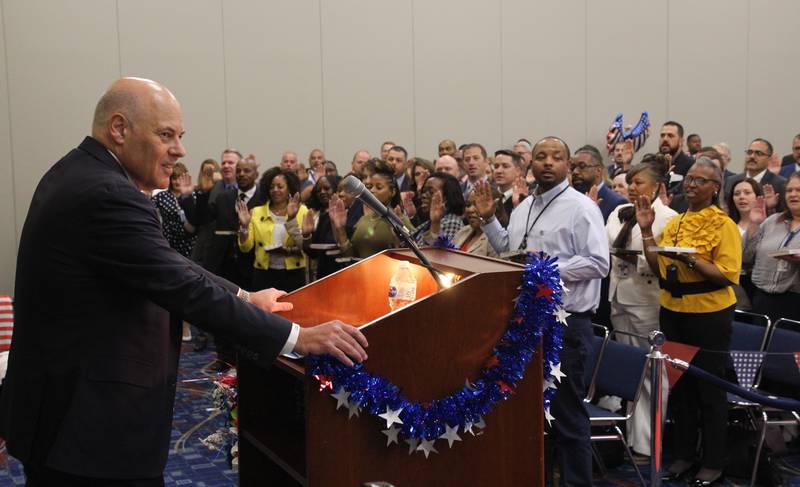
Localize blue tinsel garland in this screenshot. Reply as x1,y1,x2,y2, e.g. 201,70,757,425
307,252,565,443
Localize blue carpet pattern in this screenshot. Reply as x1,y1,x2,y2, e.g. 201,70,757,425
0,342,797,486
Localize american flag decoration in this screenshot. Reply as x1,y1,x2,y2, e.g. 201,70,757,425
0,295,12,352
730,351,765,389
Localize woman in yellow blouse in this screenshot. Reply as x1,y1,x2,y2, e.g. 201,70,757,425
637,157,741,486
237,167,308,292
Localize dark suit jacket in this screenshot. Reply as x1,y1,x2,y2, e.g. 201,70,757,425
0,137,292,479
780,163,797,179
597,184,628,223
191,185,261,288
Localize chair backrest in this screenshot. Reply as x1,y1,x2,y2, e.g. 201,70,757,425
583,324,609,401
595,334,649,403
760,318,800,398
730,310,771,352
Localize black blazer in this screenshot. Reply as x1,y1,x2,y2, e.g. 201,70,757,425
191,184,261,286
0,137,292,479
597,184,628,223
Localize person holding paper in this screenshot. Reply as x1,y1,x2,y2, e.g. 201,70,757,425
605,162,676,460
636,157,741,486
742,171,800,322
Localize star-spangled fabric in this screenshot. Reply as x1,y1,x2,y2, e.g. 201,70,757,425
730,351,765,389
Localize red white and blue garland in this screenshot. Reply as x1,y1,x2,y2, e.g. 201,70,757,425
308,252,568,458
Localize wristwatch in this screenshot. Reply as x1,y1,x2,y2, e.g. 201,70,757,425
479,215,496,226
685,256,697,270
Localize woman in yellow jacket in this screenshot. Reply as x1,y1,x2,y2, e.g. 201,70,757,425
637,157,741,486
236,168,308,292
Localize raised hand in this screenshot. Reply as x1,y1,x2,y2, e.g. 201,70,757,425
294,320,369,367
286,192,301,220
749,195,767,226
474,180,496,220
328,194,347,230
248,287,294,313
236,198,251,228
511,176,529,207
763,184,779,210
302,210,316,237
635,194,656,233
429,190,445,224
587,185,603,206
658,182,673,206
199,173,216,193
400,191,416,218
176,173,194,197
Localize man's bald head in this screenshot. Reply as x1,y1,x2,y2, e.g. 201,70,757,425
92,77,178,136
435,155,460,178
91,77,186,193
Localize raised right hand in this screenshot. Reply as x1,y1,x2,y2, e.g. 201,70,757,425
302,210,316,237
749,195,767,226
635,194,656,232
236,199,251,228
328,194,347,229
474,180,496,220
294,320,369,367
400,191,416,218
658,182,673,206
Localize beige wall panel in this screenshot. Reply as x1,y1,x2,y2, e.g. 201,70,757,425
502,0,586,153
321,0,414,167
586,0,667,162
4,0,118,246
668,0,748,171
224,0,323,170
415,0,502,159
119,0,227,174
747,0,800,162
0,2,16,293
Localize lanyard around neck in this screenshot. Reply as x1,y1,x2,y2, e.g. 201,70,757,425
519,185,569,250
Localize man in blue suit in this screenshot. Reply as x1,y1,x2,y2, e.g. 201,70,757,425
571,145,627,223
780,134,800,178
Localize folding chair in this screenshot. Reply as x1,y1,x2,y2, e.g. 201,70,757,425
583,323,610,402
584,331,649,486
727,310,771,404
746,318,800,486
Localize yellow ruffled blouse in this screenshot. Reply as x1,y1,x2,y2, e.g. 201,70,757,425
657,205,741,313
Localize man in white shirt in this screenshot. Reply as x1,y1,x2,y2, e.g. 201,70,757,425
475,136,609,487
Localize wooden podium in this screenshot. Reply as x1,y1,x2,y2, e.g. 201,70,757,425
237,248,544,487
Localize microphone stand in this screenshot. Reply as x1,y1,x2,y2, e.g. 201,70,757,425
383,216,447,289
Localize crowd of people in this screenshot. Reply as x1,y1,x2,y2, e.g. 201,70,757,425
154,121,800,487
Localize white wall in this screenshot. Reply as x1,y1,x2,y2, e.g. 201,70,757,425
1,0,799,294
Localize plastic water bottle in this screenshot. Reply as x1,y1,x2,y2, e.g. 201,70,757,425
388,261,417,310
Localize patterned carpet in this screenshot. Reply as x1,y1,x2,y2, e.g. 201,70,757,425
0,342,797,486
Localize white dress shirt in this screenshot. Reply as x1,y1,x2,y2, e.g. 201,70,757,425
238,185,257,204
482,179,609,313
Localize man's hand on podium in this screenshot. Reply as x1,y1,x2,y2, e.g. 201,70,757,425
295,321,369,367
249,288,294,313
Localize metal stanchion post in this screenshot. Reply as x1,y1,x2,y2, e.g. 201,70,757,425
648,330,666,487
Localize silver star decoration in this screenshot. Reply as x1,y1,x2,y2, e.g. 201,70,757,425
416,438,438,458
331,387,350,410
545,407,555,426
439,424,462,448
463,421,474,436
464,379,476,391
553,308,570,325
378,406,404,428
405,437,419,455
382,425,400,446
347,402,361,418
549,361,567,383
559,279,570,294
543,379,557,392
